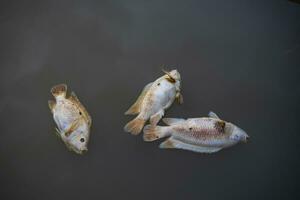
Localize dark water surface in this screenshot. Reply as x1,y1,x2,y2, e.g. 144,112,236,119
0,1,299,200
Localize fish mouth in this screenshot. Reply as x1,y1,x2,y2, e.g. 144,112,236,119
76,148,88,155
70,145,88,155
244,135,250,143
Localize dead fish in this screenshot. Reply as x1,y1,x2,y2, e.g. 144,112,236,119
143,111,248,153
48,84,92,155
124,69,183,135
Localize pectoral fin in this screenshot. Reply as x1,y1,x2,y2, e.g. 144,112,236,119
176,92,183,104
159,137,222,153
125,82,153,115
162,118,185,126
64,120,80,137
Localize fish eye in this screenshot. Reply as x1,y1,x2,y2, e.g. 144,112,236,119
79,112,82,115
80,138,85,143
157,83,160,86
189,127,192,130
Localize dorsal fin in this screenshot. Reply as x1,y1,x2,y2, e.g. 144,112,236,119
162,118,185,126
69,91,79,102
208,111,220,119
68,91,92,127
125,82,153,115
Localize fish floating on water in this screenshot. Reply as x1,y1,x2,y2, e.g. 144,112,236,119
143,111,248,153
124,69,183,135
48,84,92,155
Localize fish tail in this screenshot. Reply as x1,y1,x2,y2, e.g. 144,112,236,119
124,117,145,135
51,84,67,98
143,125,169,142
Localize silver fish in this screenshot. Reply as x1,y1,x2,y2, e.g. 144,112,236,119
124,69,183,135
143,111,249,153
48,84,92,154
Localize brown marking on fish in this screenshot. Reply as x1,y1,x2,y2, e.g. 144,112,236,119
64,120,80,137
214,121,226,133
165,76,176,83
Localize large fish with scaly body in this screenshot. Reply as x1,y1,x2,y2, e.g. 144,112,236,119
143,111,249,153
124,69,183,135
48,84,92,154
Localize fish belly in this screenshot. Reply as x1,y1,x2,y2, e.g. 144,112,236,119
153,82,175,109
53,104,79,133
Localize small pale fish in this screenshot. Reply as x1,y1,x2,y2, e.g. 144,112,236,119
143,111,249,153
124,69,183,135
48,84,92,155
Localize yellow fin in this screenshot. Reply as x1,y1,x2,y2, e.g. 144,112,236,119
159,137,175,148
48,100,56,112
69,91,92,127
51,84,67,97
143,125,169,142
124,117,145,135
125,82,152,115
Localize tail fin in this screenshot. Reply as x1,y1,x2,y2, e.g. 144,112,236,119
51,84,67,98
143,125,169,142
124,117,145,135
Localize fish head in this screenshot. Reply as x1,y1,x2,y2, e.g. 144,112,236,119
163,69,181,81
163,69,181,89
229,124,249,143
169,69,181,81
65,126,90,155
